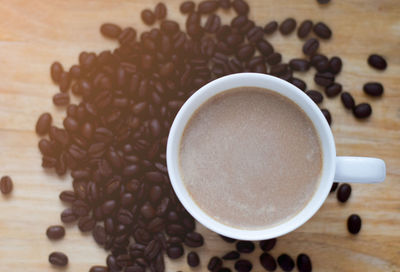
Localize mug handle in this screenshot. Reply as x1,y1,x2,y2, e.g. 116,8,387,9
334,156,386,183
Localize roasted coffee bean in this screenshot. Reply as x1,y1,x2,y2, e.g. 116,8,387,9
49,252,68,267
141,203,156,219
329,56,342,74
61,208,78,223
50,61,63,82
313,22,332,39
63,116,79,132
363,82,384,97
310,54,328,67
321,109,332,125
208,256,223,271
38,139,57,156
46,225,65,240
314,72,334,87
161,20,180,35
78,216,96,232
59,190,76,203
297,20,313,39
69,65,81,79
347,214,362,234
303,38,319,55
297,253,312,272
289,59,310,71
234,259,253,272
118,209,134,225
353,103,372,119
259,238,276,252
279,18,297,35
236,241,255,253
256,40,273,57
341,92,355,109
368,54,387,70
236,44,255,61
232,0,249,15
141,9,156,25
306,90,323,104
264,21,278,34
205,14,221,33
222,251,240,260
330,182,339,193
58,71,71,92
266,53,282,65
315,59,329,72
337,183,352,202
289,77,307,91
102,200,117,215
220,235,237,243
100,23,122,39
277,254,295,271
180,1,195,14
144,239,162,260
198,0,219,14
107,255,121,271
154,3,167,20
93,225,106,246
184,232,204,247
0,176,13,195
247,26,264,43
219,268,232,272
90,266,108,272
219,0,231,9
260,252,277,271
53,92,70,106
167,244,184,259
36,113,52,135
325,83,342,97
317,0,330,3
187,251,200,267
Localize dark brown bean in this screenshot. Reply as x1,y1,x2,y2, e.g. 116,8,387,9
160,20,180,35
50,61,63,83
330,182,339,193
266,53,282,65
58,71,71,92
53,93,70,106
46,225,65,240
297,253,312,272
247,26,264,43
259,238,276,252
363,82,384,96
35,113,52,135
205,14,221,34
315,59,329,72
180,1,195,14
184,232,204,247
317,0,330,4
279,18,297,35
236,44,255,61
222,251,240,260
368,54,387,70
329,56,342,74
90,266,108,272
59,190,75,203
49,252,68,267
167,244,184,259
289,59,310,71
297,20,313,39
347,214,362,234
100,23,122,39
321,108,332,125
208,256,222,271
232,0,249,14
303,38,319,55
235,259,253,272
313,22,332,39
325,83,342,97
264,21,278,34
278,254,295,271
260,252,277,271
61,208,78,223
353,103,372,119
337,183,352,202
256,39,273,57
310,54,328,67
341,92,355,109
314,72,334,87
289,77,307,91
78,216,96,232
219,0,231,9
187,251,200,267
236,241,255,253
92,225,106,246
141,9,156,25
306,90,323,104
0,176,13,195
198,0,219,14
154,3,167,20
220,235,236,243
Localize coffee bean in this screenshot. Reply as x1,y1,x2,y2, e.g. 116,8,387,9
61,208,78,223
167,244,184,259
363,82,384,97
205,14,221,34
297,254,312,272
236,241,255,253
266,53,282,65
259,238,276,252
315,59,329,72
220,235,237,243
279,18,297,35
198,0,219,14
208,256,223,271
78,216,96,232
337,183,352,202
234,259,253,272
289,59,310,71
314,72,334,87
297,20,313,39
329,56,342,74
144,239,162,260
317,0,330,4
161,20,180,35
260,252,277,271
0,176,13,195
321,108,332,125
100,23,122,39
93,225,106,246
277,254,295,271
368,54,387,70
49,252,68,267
313,22,332,39
50,61,63,83
341,92,355,109
53,92,70,106
141,9,156,25
310,54,328,67
187,251,200,267
180,1,195,14
264,21,278,34
236,44,255,61
325,83,342,97
303,38,319,55
232,0,249,15
330,182,339,193
347,214,362,234
102,200,117,215
59,190,76,203
222,251,240,260
36,113,52,135
154,3,167,20
184,231,204,247
256,40,273,57
353,103,372,119
289,77,307,91
58,71,71,92
90,266,108,272
306,90,323,104
219,268,232,272
247,26,264,43
46,225,65,240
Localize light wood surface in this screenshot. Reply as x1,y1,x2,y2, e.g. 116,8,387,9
0,0,399,271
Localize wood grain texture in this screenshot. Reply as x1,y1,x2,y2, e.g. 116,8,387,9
0,0,399,271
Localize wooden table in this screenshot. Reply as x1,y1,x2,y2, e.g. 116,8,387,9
0,0,399,271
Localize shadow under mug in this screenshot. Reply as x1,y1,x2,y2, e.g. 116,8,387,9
166,73,386,240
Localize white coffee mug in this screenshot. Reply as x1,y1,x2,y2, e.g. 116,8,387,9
166,73,385,240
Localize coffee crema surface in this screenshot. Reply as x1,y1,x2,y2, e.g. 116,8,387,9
179,87,322,229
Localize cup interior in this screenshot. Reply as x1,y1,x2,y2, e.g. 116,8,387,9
166,73,336,240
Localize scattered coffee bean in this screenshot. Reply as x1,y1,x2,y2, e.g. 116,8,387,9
279,18,297,35
0,176,13,195
219,268,232,272
297,20,313,39
313,22,332,39
310,54,328,67
208,256,223,271
100,23,122,39
154,2,167,20
266,53,282,65
198,0,219,14
219,0,231,9
234,259,253,272
347,214,362,234
53,92,70,106
264,21,278,34
277,254,295,272
289,77,307,91
330,182,339,193
353,103,372,119
325,83,342,97
46,225,65,240
36,113,52,135
303,38,319,55
187,251,200,267
306,90,324,104
321,108,332,125
236,241,255,253
341,92,355,109
329,56,342,74
167,244,184,259
314,72,334,87
141,9,156,25
259,238,277,252
297,253,312,272
184,231,204,247
260,252,277,271
220,235,237,243
90,266,108,272
180,1,195,14
60,208,78,223
223,251,240,260
337,183,352,202
50,61,63,83
317,0,330,4
363,82,384,97
232,0,249,15
49,251,68,267
289,59,310,71
368,54,387,70
315,59,330,72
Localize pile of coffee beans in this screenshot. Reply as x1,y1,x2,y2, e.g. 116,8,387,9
35,0,384,270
